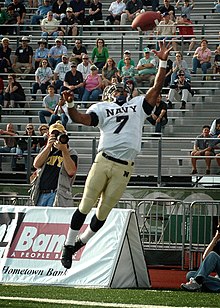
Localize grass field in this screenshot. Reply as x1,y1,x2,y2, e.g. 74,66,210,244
0,285,219,307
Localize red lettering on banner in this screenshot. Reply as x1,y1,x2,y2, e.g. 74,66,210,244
7,223,87,261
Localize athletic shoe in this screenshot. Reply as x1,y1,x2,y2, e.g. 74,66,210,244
206,169,210,175
61,236,85,269
181,278,202,292
191,169,198,175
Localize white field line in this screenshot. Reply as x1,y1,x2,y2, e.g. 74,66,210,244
0,296,196,308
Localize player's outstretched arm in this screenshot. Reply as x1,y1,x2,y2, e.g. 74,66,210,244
145,40,172,107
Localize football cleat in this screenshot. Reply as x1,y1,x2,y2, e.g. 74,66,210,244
61,236,85,269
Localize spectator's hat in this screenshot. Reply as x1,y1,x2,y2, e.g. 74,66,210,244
90,65,98,70
66,7,73,12
62,54,69,58
70,62,77,67
38,38,47,45
181,14,187,18
177,69,185,76
162,12,169,17
1,37,10,43
143,47,150,53
21,36,30,42
124,50,131,54
49,122,66,134
55,37,62,43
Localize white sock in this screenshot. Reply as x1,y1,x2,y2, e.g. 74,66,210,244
79,226,96,244
65,228,79,246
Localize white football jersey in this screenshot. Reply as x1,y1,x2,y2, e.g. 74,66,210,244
87,96,148,161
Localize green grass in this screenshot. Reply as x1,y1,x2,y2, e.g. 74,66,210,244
0,285,219,307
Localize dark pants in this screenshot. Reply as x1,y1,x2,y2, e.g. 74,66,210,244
4,92,25,108
147,117,168,133
32,81,50,99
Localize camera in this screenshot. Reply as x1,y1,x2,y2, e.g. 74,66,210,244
57,133,69,144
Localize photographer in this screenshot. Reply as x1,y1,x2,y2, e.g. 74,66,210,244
181,224,220,292
30,121,78,207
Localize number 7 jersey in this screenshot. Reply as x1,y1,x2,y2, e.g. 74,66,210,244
86,96,148,161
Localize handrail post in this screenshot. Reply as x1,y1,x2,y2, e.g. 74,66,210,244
121,35,124,59
139,36,143,60
26,137,32,184
92,137,97,162
157,137,162,187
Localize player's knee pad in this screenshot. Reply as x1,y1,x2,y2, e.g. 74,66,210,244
70,209,87,230
90,214,106,232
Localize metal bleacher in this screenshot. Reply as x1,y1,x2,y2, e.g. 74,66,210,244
0,0,220,185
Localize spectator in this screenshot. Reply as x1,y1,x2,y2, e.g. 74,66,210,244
77,54,92,80
181,223,220,292
31,121,78,207
102,58,118,88
41,11,60,39
60,7,78,37
91,38,109,71
142,0,159,11
0,38,12,74
214,0,220,13
170,52,191,84
212,45,220,80
53,54,71,93
52,0,67,21
175,0,194,20
190,125,214,175
34,38,49,70
29,0,38,9
61,62,84,100
49,96,69,128
38,84,60,123
163,58,173,87
37,124,49,152
86,0,102,25
30,0,52,26
4,6,20,35
167,70,193,109
120,56,137,85
120,0,144,26
157,0,176,21
106,0,126,26
82,65,102,105
210,117,220,138
8,0,26,25
175,14,196,56
0,123,18,171
135,47,157,86
12,36,33,80
70,39,87,65
11,124,38,171
0,4,9,35
117,50,135,74
48,37,68,69
31,59,53,101
146,93,168,134
191,39,212,80
69,0,86,24
0,77,4,105
4,74,26,108
156,12,177,51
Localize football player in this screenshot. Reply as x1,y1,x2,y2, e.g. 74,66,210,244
61,40,172,269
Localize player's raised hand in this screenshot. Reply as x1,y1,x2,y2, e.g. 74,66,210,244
152,40,173,61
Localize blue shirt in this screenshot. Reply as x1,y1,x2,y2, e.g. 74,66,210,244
48,45,68,58
34,47,49,60
37,5,52,16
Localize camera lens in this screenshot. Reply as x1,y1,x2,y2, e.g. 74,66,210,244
57,133,69,144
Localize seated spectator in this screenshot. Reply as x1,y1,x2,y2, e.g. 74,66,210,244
175,0,194,20
181,223,220,292
191,39,212,80
69,0,86,24
119,56,137,85
12,36,33,80
0,123,18,171
213,45,220,80
30,0,52,26
41,11,60,39
102,57,118,88
167,70,194,109
142,0,159,12
106,0,126,26
146,93,168,134
4,5,20,35
0,38,12,74
37,124,49,152
9,0,26,25
11,124,38,171
70,39,87,65
4,74,26,108
48,38,68,69
49,96,69,128
210,117,220,139
38,84,60,123
163,58,173,87
86,0,102,25
135,47,157,86
170,52,191,84
214,0,220,13
156,12,177,51
60,62,84,100
82,65,102,105
28,0,38,9
157,0,176,21
34,39,49,70
53,54,71,93
175,14,196,55
52,0,67,21
120,0,144,26
117,50,135,74
60,7,78,36
77,54,91,80
190,125,214,175
0,4,9,35
91,38,109,70
0,77,4,106
31,59,53,101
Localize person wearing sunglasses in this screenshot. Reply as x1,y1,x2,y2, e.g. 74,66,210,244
41,11,60,39
167,69,194,109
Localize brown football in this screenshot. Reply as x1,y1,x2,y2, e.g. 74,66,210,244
132,11,162,31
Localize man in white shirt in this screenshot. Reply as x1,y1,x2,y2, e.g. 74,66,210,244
77,54,91,80
106,0,126,25
156,12,177,51
53,54,71,93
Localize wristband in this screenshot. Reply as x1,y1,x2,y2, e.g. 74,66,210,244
159,60,167,69
67,101,75,108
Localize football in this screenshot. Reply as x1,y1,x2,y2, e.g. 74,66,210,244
132,11,162,31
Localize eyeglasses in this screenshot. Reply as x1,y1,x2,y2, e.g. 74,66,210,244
124,58,130,60
48,14,53,16
83,58,89,60
176,55,181,57
8,77,12,80
40,128,48,131
42,61,47,64
27,127,33,130
179,74,185,76
98,41,103,44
